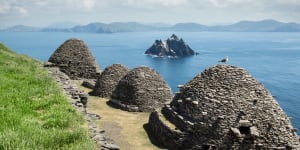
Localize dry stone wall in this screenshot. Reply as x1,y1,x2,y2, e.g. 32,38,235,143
45,66,119,150
48,38,100,79
90,64,129,98
148,111,188,149
110,66,173,112
149,64,300,149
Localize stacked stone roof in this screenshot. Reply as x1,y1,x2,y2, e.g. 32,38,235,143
110,66,173,112
149,64,300,149
90,64,129,98
48,38,100,79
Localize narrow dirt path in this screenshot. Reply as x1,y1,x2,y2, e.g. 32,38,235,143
46,66,119,150
72,80,161,150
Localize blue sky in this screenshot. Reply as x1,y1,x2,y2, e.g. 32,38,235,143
1,0,300,28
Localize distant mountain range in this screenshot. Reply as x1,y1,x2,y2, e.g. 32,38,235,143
2,19,300,33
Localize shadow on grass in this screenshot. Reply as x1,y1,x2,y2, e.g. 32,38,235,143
143,123,168,149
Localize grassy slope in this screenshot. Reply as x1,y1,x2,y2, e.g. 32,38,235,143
0,43,96,149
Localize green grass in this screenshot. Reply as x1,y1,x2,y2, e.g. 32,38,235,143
0,43,96,150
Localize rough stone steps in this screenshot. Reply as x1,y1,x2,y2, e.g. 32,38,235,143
156,110,178,130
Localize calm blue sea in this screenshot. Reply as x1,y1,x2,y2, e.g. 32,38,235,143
1,31,300,135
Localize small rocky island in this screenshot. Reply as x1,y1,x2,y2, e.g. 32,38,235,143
145,34,196,57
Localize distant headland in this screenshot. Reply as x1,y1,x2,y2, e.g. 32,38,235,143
2,19,300,33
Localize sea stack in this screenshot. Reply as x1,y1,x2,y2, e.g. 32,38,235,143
110,66,173,112
145,34,196,57
48,38,100,79
148,64,300,149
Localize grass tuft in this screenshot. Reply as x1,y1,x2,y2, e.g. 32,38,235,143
0,43,96,149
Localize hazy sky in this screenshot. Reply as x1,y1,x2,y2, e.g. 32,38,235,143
1,0,300,28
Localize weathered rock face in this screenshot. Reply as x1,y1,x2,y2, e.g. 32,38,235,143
149,64,300,149
48,38,100,79
90,64,129,98
110,66,173,112
145,34,196,57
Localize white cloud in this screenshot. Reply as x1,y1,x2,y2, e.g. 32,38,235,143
276,0,300,5
0,1,27,15
82,0,96,9
14,6,28,15
0,2,11,14
207,0,255,7
33,1,48,6
63,0,97,11
122,0,188,8
65,0,97,10
152,0,188,6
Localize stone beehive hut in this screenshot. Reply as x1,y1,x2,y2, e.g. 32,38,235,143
90,64,129,98
149,64,300,149
48,38,100,79
110,66,173,112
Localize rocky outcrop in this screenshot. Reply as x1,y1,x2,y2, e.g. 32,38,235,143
90,64,129,98
145,34,196,57
149,64,300,149
48,38,100,79
110,66,173,112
